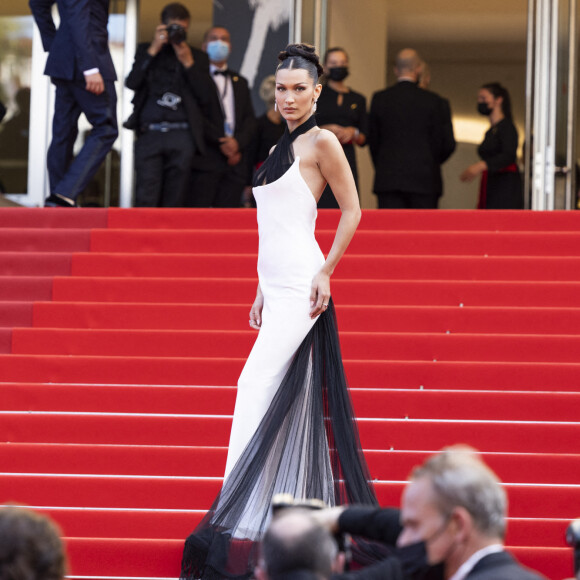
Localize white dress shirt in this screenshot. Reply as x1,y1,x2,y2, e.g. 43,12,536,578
449,544,504,580
210,63,236,136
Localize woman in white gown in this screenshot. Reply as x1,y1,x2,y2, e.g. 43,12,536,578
181,44,377,580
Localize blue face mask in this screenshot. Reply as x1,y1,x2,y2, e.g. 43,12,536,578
207,40,230,63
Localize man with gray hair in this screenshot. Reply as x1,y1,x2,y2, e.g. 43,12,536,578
314,447,545,579
255,509,344,580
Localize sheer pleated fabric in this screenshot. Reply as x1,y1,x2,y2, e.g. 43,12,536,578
180,301,378,579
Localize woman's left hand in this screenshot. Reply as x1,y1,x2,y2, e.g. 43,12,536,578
310,270,331,318
460,161,487,182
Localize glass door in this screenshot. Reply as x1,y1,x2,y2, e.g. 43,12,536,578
526,0,579,209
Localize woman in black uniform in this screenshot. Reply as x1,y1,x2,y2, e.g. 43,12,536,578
316,47,368,208
460,82,523,209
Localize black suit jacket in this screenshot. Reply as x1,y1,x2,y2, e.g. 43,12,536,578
468,551,546,580
29,0,117,81
334,507,404,580
192,69,256,177
368,81,455,196
125,43,210,154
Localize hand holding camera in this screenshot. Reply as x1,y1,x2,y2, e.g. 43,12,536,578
148,23,193,68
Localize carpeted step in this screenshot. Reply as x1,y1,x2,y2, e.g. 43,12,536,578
3,412,580,454
0,207,108,229
50,276,580,308
31,302,580,335
3,475,580,521
1,355,580,390
0,277,53,301
6,384,580,422
59,536,569,580
0,252,72,276
3,442,580,485
0,302,33,327
91,228,580,256
19,506,569,549
59,536,571,579
106,207,580,233
70,252,580,282
0,228,93,252
0,329,11,353
12,327,580,363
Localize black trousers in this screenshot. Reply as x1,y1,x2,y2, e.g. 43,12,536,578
189,167,246,208
134,129,194,207
377,190,439,209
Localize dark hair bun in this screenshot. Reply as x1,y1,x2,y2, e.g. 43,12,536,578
278,43,324,78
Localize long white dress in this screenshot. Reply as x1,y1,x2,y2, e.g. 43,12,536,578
181,150,376,580
224,156,325,478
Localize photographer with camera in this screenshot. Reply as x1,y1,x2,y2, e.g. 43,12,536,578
125,2,210,207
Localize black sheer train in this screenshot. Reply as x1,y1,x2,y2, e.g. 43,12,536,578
181,301,378,579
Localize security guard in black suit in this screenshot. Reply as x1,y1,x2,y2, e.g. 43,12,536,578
29,0,118,207
368,49,455,209
189,26,256,208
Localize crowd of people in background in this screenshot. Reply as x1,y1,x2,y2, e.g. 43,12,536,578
14,0,524,210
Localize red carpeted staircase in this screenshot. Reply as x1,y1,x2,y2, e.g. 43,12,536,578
1,207,579,579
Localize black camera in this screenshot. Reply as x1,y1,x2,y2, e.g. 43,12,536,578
566,518,580,577
166,24,186,44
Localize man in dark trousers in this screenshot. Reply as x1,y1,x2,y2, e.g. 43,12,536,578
125,3,210,207
29,0,118,207
368,48,455,209
189,26,256,208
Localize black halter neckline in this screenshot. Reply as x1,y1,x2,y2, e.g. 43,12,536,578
253,115,318,187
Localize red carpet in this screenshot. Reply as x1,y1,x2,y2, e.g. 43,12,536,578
1,208,579,579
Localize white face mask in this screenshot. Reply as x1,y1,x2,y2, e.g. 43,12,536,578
206,40,230,63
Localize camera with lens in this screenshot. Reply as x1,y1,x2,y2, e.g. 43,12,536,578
566,518,580,577
166,23,186,44
271,494,351,568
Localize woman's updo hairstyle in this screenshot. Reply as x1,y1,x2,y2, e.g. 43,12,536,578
277,43,324,83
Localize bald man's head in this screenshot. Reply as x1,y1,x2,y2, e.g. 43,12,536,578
258,511,339,580
395,48,422,80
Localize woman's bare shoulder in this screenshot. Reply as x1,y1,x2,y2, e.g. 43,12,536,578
312,127,343,155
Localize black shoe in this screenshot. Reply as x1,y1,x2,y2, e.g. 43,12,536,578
45,193,76,207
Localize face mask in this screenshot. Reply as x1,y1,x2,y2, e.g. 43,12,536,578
328,66,349,82
396,541,445,580
477,102,493,116
206,40,230,63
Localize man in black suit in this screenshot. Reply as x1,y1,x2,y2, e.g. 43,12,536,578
125,2,210,207
316,447,545,580
29,0,118,207
368,49,455,209
189,26,256,207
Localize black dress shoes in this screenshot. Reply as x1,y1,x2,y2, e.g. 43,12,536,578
45,194,76,207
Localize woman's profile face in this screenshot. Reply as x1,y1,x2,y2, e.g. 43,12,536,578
275,67,321,123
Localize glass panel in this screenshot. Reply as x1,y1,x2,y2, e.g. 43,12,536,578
0,15,33,196
301,0,316,45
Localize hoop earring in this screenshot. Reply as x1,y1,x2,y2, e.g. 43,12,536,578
274,102,277,112
312,101,317,113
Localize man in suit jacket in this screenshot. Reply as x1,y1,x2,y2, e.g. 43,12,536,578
29,0,118,207
368,49,455,209
125,2,210,207
316,447,545,580
189,26,256,207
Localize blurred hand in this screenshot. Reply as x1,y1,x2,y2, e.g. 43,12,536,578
148,24,168,56
219,136,240,158
173,41,194,68
249,290,264,330
460,161,487,182
85,72,104,95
